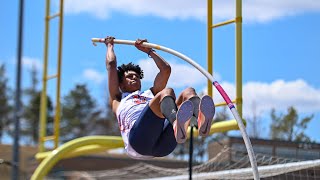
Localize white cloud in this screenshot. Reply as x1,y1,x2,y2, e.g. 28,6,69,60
89,58,320,120
208,79,320,118
21,57,42,71
64,0,207,21
243,0,320,23
64,0,320,23
139,58,214,88
86,58,211,87
83,68,105,84
244,79,320,114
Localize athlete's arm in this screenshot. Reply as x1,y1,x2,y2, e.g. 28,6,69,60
105,36,121,113
135,39,171,95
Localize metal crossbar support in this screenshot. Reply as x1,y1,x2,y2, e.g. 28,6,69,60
38,0,64,153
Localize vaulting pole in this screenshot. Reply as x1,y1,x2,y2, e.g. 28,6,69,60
91,38,259,179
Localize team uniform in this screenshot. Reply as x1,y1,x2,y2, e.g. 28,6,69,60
116,89,176,159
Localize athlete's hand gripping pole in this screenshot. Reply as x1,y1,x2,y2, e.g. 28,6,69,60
91,38,162,50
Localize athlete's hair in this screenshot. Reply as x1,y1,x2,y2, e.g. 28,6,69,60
117,62,144,83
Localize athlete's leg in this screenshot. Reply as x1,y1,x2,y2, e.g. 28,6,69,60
176,88,216,137
176,87,200,120
149,87,177,124
172,87,199,143
149,87,193,144
198,95,215,137
152,123,177,157
129,88,177,155
129,105,166,156
176,87,198,106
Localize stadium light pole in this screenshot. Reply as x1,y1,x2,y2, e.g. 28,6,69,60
12,0,24,179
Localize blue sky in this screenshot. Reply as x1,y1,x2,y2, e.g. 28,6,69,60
1,0,320,142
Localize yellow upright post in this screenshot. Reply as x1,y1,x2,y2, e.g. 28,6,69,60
235,0,243,117
39,0,50,153
54,0,64,148
38,0,64,153
208,0,243,118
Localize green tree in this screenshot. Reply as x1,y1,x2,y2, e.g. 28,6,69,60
22,65,53,145
61,84,101,142
81,85,120,136
213,106,230,137
248,101,262,139
82,105,119,136
270,106,313,143
0,64,12,143
214,106,230,122
94,99,120,136
22,92,53,144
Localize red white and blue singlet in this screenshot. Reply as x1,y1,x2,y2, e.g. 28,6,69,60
116,89,154,159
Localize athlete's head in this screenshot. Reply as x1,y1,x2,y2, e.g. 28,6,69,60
117,62,144,92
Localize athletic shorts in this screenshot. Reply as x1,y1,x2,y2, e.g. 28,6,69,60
129,104,177,157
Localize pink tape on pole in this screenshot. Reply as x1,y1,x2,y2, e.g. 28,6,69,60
213,81,235,109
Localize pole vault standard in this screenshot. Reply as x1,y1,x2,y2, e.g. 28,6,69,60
92,38,260,180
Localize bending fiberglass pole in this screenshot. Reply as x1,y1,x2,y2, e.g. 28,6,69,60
92,38,260,180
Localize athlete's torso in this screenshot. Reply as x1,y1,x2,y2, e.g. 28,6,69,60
116,89,154,159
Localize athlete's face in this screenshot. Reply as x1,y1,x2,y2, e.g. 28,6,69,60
119,70,141,92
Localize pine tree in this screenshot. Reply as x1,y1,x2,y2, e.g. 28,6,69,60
61,84,100,142
270,106,313,143
248,100,262,139
92,99,120,136
0,64,12,143
22,65,53,145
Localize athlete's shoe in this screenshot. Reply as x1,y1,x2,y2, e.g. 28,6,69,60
198,95,215,137
173,100,194,144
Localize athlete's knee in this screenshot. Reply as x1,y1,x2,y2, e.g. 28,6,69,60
184,87,196,93
160,88,176,98
181,87,197,98
162,87,174,94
